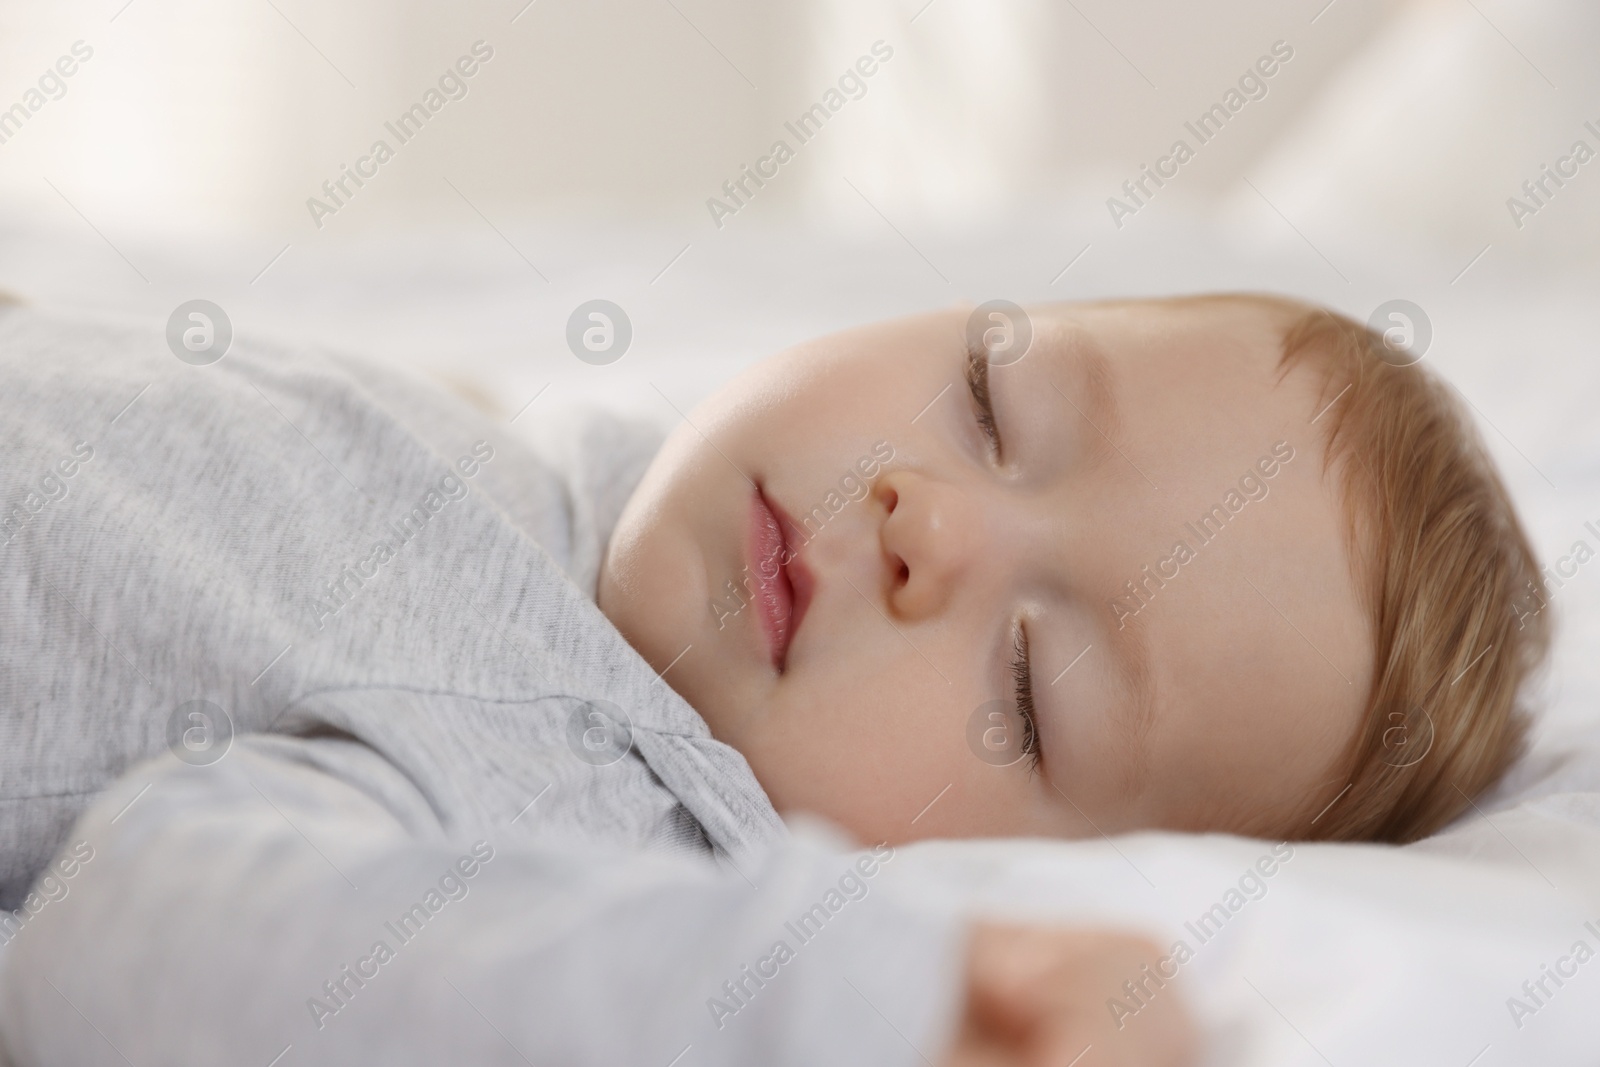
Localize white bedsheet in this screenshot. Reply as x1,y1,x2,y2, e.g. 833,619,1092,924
876,789,1600,1066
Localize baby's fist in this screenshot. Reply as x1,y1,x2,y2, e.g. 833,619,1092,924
939,921,1197,1067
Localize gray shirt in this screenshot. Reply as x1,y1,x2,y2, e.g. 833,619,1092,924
0,307,963,1066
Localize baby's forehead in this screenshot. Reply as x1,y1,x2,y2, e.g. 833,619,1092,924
1012,297,1324,429
1027,295,1308,359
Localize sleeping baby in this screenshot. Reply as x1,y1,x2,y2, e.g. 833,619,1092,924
0,293,1546,1067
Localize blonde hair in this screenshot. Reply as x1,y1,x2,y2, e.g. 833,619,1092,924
1266,301,1551,843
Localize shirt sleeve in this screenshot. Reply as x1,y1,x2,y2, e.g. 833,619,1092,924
0,734,968,1067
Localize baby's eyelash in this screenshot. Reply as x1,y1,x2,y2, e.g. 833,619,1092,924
964,342,1001,458
1010,626,1041,772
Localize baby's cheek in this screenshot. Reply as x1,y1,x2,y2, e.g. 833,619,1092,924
747,673,960,838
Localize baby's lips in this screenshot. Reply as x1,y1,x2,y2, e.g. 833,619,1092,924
763,492,816,663
749,485,798,669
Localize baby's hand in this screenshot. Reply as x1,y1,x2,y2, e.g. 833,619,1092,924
940,922,1197,1067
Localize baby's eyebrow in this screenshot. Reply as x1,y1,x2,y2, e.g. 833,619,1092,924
1106,607,1157,796
1044,335,1122,477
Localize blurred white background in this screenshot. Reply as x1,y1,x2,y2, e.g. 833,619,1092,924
2,0,1596,241
2,0,1598,739
1,0,1396,230
3,0,1597,324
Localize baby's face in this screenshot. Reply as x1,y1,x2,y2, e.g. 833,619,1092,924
599,298,1373,845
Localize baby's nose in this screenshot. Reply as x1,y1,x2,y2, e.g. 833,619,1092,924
876,470,982,620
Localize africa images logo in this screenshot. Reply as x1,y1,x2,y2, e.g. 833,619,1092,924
305,41,495,229
704,40,894,229
0,40,94,149
1105,39,1294,229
